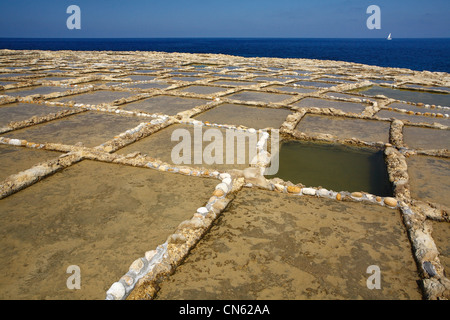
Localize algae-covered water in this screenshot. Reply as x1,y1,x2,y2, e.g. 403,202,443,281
267,140,392,196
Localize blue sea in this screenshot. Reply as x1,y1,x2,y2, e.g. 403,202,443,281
0,38,449,73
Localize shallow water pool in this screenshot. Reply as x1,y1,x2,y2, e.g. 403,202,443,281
267,140,392,196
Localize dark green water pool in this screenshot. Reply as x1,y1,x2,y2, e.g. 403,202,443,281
267,140,392,196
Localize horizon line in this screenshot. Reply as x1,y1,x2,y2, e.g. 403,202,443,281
1,36,450,40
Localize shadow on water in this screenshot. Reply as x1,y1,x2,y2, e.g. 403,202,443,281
368,150,393,197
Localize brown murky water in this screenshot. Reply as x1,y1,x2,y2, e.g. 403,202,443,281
225,91,292,103
407,155,450,208
213,73,245,79
179,85,230,95
3,111,144,147
252,77,289,83
268,85,317,94
53,90,135,105
0,81,15,86
121,75,156,81
296,114,390,143
121,95,210,115
317,78,355,84
430,221,450,275
0,144,61,181
169,76,204,82
294,81,335,88
0,160,217,299
0,103,71,128
169,71,202,76
211,80,259,87
325,92,375,102
292,98,367,114
155,188,422,300
117,124,255,171
403,126,450,150
387,102,449,116
351,85,450,107
194,103,292,129
2,86,69,97
375,110,449,126
122,82,170,90
402,84,450,93
37,77,74,82
0,73,32,78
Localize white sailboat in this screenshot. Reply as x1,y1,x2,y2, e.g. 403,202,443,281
387,33,392,40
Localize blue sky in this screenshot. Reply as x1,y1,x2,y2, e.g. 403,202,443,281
0,0,449,38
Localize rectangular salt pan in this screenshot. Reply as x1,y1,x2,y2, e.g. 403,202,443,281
407,155,450,208
3,86,68,97
430,221,450,273
296,114,390,143
292,98,366,114
225,91,292,103
267,140,392,196
53,90,135,105
0,144,61,181
0,160,217,299
179,86,229,95
353,86,450,107
403,126,450,150
3,111,144,147
117,123,257,171
269,85,316,94
0,103,70,128
194,103,292,129
121,95,209,116
212,80,258,87
387,102,449,116
375,110,449,126
155,188,421,300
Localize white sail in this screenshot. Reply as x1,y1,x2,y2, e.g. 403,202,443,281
387,33,392,40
